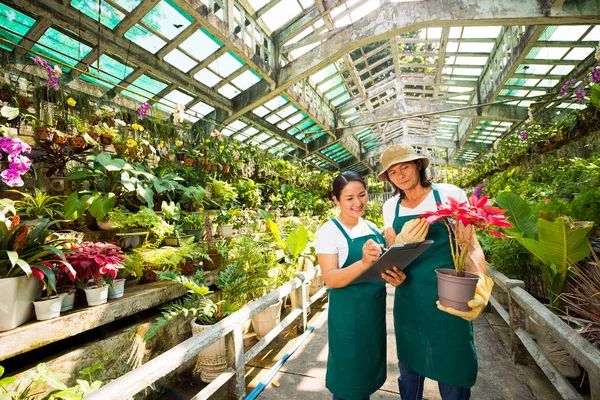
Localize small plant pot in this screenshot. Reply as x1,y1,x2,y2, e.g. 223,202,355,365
141,145,151,155
191,318,228,383
203,162,212,171
163,235,193,247
84,285,109,306
60,220,79,230
100,134,113,145
88,132,100,142
53,135,68,145
115,232,148,250
35,127,53,141
48,176,72,195
204,248,223,270
184,158,195,167
435,269,479,312
114,144,128,153
284,210,295,217
180,260,194,275
222,165,231,173
175,152,185,162
108,279,126,299
251,300,282,339
140,269,158,284
96,218,114,231
69,136,87,149
33,296,62,320
219,224,234,238
58,291,76,312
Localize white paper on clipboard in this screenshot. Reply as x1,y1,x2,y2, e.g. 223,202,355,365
351,240,434,284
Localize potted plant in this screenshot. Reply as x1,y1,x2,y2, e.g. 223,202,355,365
31,259,75,321
66,242,126,306
421,195,511,311
109,207,174,249
11,188,63,220
215,208,234,238
0,217,73,330
144,270,231,383
217,235,280,339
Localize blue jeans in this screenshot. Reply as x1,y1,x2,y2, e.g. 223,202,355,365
397,361,471,400
332,395,369,400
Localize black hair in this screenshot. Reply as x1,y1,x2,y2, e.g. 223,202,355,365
330,171,367,201
387,160,431,199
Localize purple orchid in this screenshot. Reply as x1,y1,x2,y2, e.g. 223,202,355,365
137,102,151,118
520,129,528,141
473,183,485,198
574,85,587,102
1,169,24,187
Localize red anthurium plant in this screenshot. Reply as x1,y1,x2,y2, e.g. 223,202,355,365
421,195,511,276
66,242,127,288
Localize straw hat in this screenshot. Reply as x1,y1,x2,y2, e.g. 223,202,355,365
377,144,430,182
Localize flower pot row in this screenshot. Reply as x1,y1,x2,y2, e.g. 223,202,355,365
0,276,127,330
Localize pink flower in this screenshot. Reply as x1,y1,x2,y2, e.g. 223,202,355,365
31,267,45,281
1,169,23,187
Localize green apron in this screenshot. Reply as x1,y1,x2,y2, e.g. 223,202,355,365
326,219,387,400
392,186,477,388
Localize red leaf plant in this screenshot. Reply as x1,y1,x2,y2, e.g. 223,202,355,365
421,195,511,275
66,242,127,288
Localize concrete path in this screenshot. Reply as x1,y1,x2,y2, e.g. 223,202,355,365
245,286,560,400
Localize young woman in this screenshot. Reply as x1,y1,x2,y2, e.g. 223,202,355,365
315,171,406,400
377,144,493,400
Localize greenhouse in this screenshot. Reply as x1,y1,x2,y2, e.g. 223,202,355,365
0,0,599,398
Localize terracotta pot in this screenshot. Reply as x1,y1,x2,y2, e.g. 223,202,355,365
69,136,87,149
435,269,479,312
140,269,158,284
35,127,53,141
204,248,223,270
53,135,68,145
141,145,151,155
203,162,212,171
88,132,99,142
114,144,128,152
180,260,194,275
222,165,231,173
184,158,195,167
100,134,113,145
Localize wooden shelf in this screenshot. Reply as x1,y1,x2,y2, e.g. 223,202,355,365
0,268,221,362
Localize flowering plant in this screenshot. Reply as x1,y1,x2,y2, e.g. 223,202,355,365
32,56,61,90
0,137,32,187
66,242,127,287
32,258,76,298
421,195,511,276
558,49,600,108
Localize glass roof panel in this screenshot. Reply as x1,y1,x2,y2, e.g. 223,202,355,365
253,106,269,117
122,74,168,102
548,25,589,41
70,0,124,30
194,68,221,87
218,83,241,98
112,0,143,12
208,52,244,77
564,47,594,61
189,101,214,116
261,0,302,32
33,28,92,72
180,29,222,61
529,47,568,60
163,89,194,105
461,26,502,39
583,26,600,41
81,54,134,88
550,65,574,75
458,42,494,53
164,48,196,72
247,0,269,11
0,3,35,49
141,0,193,40
125,25,166,53
264,96,288,110
231,69,261,90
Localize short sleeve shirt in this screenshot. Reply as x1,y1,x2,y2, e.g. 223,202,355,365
315,218,381,268
382,184,468,230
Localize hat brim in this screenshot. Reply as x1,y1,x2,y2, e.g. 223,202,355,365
377,155,430,182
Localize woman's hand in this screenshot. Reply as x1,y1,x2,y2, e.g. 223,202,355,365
361,239,383,269
382,267,406,287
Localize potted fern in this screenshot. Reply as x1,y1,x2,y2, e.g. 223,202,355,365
144,271,231,383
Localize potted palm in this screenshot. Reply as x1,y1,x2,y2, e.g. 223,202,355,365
66,242,126,306
421,195,511,311
144,270,231,382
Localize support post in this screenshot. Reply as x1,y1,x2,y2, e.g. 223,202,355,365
294,271,309,333
225,327,245,400
590,371,600,400
507,279,527,365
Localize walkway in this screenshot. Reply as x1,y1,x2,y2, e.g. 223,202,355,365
245,286,562,400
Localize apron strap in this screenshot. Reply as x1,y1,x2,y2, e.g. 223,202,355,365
432,184,442,205
366,223,381,237
394,196,401,218
331,218,352,243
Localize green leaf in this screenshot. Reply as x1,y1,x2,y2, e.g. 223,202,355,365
495,192,538,236
0,377,16,388
105,159,126,171
536,217,592,269
88,193,117,221
136,185,154,208
287,225,308,259
36,264,56,293
79,363,104,377
15,258,32,277
1,105,19,120
30,363,69,391
590,85,600,109
67,170,94,181
6,250,17,267
266,219,286,251
120,172,135,192
96,153,112,167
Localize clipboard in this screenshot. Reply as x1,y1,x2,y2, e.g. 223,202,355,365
351,240,434,284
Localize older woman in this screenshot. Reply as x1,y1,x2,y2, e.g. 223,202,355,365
378,145,493,400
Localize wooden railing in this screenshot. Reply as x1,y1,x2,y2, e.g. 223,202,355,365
85,266,327,400
487,268,600,400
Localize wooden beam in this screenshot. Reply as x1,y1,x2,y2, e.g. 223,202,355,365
114,0,161,36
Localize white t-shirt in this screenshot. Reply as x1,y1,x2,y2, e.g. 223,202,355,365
382,183,468,230
315,218,381,268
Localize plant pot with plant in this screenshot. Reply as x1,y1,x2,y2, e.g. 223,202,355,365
109,207,173,249
421,195,511,311
31,258,76,321
145,270,231,383
66,242,126,306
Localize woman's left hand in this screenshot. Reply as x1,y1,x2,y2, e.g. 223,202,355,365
382,267,406,287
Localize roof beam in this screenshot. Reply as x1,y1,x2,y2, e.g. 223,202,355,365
114,0,161,36
15,0,233,111
275,0,344,45
232,0,600,119
16,17,52,55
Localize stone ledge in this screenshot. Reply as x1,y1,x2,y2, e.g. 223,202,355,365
0,280,187,362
